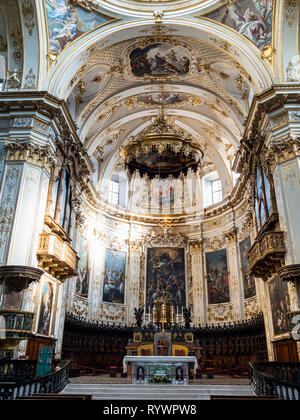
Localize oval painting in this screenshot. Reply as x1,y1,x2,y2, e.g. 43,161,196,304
129,43,190,77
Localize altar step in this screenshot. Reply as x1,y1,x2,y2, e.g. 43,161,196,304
61,383,253,400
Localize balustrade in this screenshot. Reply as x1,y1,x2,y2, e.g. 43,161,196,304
0,360,70,400
250,362,300,400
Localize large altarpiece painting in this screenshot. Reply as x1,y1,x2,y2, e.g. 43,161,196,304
206,249,230,304
146,247,186,311
102,249,126,304
239,236,256,299
268,276,291,336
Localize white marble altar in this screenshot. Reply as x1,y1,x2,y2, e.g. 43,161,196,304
123,356,198,384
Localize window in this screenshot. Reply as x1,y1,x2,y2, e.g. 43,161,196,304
211,179,222,204
109,178,119,205
203,172,223,207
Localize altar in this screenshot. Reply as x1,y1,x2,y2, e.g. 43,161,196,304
123,355,198,384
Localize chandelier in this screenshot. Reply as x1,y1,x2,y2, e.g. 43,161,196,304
120,108,203,180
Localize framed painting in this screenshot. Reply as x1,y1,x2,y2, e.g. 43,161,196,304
239,236,256,299
146,247,186,310
129,43,190,78
205,249,230,304
37,281,54,336
268,275,291,336
133,333,142,343
102,249,126,304
76,234,89,297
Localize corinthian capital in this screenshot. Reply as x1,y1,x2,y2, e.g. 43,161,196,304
265,137,300,172
4,141,56,172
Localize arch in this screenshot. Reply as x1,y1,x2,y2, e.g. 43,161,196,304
46,18,273,99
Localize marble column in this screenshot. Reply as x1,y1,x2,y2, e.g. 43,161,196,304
225,229,243,321
190,240,205,326
126,241,142,325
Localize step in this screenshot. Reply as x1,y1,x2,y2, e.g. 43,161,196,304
61,384,253,400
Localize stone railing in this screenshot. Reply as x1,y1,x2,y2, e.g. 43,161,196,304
0,360,70,400
250,362,300,400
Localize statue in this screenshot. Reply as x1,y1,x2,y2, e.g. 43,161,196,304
134,305,144,328
183,307,192,329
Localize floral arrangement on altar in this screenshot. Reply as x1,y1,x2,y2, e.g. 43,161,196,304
149,375,171,384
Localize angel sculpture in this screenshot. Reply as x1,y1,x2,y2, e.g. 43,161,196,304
134,306,144,328
183,307,192,329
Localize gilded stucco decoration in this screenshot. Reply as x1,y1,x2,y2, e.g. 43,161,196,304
204,235,226,251
21,0,35,36
285,0,298,27
207,303,233,324
244,295,259,319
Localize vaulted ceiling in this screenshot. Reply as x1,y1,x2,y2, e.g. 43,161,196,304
1,0,298,202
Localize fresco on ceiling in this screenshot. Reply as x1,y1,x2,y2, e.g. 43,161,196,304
239,236,256,299
205,0,273,49
206,249,230,304
45,0,113,54
137,92,188,106
146,247,186,310
129,43,190,77
76,234,90,297
268,275,291,336
102,249,126,304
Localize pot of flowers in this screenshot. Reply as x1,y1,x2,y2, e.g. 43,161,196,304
149,375,171,384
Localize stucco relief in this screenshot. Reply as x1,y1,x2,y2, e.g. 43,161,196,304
207,303,233,324
244,295,259,319
0,164,22,266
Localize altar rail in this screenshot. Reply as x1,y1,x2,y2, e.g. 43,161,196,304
0,360,70,400
250,362,300,400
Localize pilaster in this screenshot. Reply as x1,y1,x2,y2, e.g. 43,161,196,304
190,240,204,326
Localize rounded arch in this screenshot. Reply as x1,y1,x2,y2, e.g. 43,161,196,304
46,18,274,99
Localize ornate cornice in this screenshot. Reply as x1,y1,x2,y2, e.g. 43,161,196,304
145,230,187,248
3,141,56,172
277,264,300,284
204,236,226,252
265,137,300,173
189,239,202,253
225,228,237,245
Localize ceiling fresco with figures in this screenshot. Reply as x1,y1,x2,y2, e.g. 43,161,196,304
2,0,288,215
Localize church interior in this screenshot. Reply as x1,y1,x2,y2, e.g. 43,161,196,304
0,0,300,401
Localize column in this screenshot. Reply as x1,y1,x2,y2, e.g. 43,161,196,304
126,240,142,325
190,240,205,326
266,137,300,360
225,228,243,321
